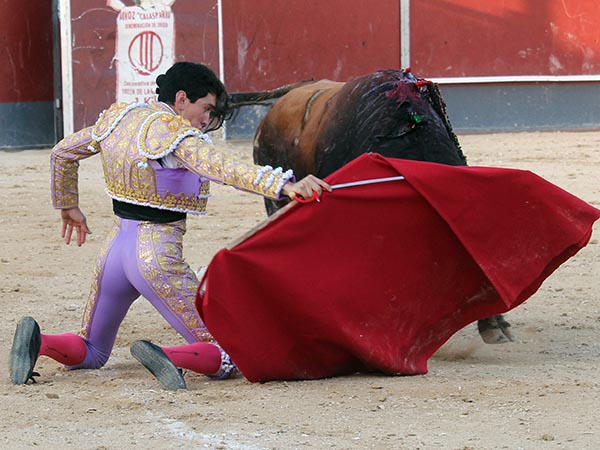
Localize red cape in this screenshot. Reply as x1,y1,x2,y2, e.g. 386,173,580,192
197,154,599,382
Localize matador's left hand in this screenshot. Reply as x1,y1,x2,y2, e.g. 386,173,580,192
281,174,331,201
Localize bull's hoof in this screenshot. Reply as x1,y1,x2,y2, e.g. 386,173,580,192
478,315,516,344
496,318,516,343
498,327,516,342
479,328,511,344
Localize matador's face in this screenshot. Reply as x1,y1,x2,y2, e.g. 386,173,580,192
176,92,216,132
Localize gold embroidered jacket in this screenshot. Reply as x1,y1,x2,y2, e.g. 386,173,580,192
51,101,294,214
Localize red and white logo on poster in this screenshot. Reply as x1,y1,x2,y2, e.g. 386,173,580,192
128,31,164,76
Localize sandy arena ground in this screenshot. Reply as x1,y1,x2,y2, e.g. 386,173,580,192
1,131,599,450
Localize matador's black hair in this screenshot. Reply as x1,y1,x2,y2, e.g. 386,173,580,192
156,62,230,132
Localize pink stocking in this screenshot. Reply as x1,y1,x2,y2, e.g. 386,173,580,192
40,333,87,366
162,342,222,375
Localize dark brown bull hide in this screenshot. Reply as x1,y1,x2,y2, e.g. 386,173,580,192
246,69,513,344
253,69,466,214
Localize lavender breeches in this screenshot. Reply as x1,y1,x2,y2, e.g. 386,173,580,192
71,218,211,369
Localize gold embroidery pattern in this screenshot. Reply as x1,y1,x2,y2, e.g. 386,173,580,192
92,102,136,140
98,103,211,214
162,114,191,131
174,136,293,199
137,221,213,342
79,220,120,338
51,127,98,209
137,112,193,158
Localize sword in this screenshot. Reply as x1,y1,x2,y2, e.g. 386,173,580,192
291,175,406,203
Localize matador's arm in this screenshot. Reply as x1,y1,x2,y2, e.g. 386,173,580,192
172,135,294,199
50,126,98,209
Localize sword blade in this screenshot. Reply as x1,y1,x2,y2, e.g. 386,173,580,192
331,176,405,190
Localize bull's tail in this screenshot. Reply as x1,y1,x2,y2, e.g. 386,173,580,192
228,79,316,109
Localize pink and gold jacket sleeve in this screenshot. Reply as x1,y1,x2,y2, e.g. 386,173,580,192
51,102,295,214
50,126,97,209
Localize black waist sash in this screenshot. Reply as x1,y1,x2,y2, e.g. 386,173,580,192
112,199,186,223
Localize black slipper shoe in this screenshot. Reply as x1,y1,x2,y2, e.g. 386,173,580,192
9,317,41,385
130,340,186,391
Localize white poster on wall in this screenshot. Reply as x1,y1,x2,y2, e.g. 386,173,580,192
109,0,176,104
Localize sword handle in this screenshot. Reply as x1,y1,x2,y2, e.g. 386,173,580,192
290,191,320,203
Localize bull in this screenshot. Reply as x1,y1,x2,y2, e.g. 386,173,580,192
229,68,514,345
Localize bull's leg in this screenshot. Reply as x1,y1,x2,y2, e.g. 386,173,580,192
477,314,515,344
264,198,291,216
264,198,279,216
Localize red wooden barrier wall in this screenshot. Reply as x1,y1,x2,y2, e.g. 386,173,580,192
0,1,53,103
221,0,400,91
412,0,600,77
